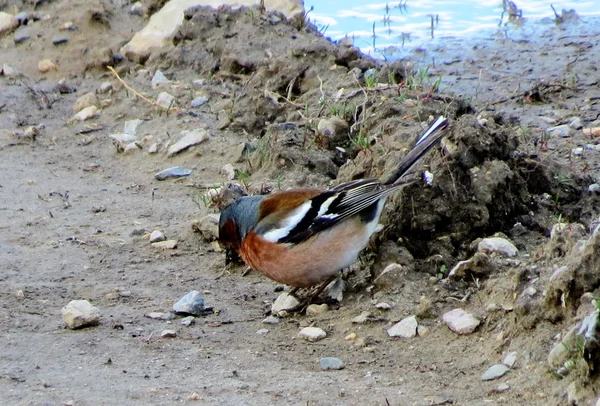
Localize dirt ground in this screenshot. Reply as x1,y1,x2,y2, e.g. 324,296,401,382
2,2,600,405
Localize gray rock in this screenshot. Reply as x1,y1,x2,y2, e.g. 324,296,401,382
73,92,99,113
220,163,236,180
262,315,280,324
271,292,300,316
181,316,195,326
62,300,100,329
149,230,166,243
572,147,584,156
156,91,175,109
13,26,30,43
0,12,18,35
161,329,177,338
52,34,68,45
320,357,344,370
167,129,208,156
256,328,269,335
478,237,518,257
481,364,510,381
375,302,391,310
317,117,349,143
326,278,345,302
152,70,169,88
503,351,517,368
129,1,144,15
152,240,178,249
99,82,113,93
2,63,19,76
491,383,510,393
155,166,192,180
568,117,583,130
352,311,373,324
173,290,205,316
590,184,600,194
306,304,328,315
298,327,327,342
387,315,418,338
145,312,175,320
191,96,209,108
373,263,405,287
123,119,144,135
546,124,572,138
442,308,480,334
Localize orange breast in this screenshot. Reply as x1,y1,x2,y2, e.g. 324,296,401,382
239,219,370,288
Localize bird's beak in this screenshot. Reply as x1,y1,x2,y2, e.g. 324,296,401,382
225,247,241,265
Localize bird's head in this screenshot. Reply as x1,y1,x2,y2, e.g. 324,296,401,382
218,195,264,265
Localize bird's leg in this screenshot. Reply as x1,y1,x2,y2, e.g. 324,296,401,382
289,275,338,313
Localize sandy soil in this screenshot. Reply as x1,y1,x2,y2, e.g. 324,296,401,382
2,2,600,405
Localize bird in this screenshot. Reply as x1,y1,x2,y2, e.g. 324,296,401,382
218,116,449,292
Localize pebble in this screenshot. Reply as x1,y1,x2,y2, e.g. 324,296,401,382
0,12,18,34
220,163,236,180
262,315,280,324
2,63,19,76
482,364,510,381
271,292,300,316
490,383,510,393
572,147,584,156
61,300,100,329
568,117,583,130
320,357,344,370
73,92,99,113
173,290,205,316
298,327,327,342
145,312,176,320
583,127,600,137
317,117,349,138
503,351,517,368
148,143,159,154
152,239,178,249
99,82,113,93
38,59,57,73
256,328,269,335
181,316,195,326
123,142,140,153
442,308,480,334
52,34,68,45
191,96,209,108
72,105,100,122
326,278,345,302
129,1,144,15
149,230,166,243
161,329,177,338
13,26,30,43
546,124,572,138
156,91,175,109
155,166,192,180
167,129,209,156
352,311,373,324
373,263,404,286
306,304,329,315
152,70,169,88
345,332,357,340
375,302,391,310
59,21,76,31
123,119,144,135
477,237,518,257
589,184,600,194
191,214,220,241
387,315,418,338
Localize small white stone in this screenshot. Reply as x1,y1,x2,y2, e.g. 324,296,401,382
156,91,175,109
482,364,510,381
375,302,391,310
352,311,372,324
220,163,236,180
572,147,584,156
72,105,100,122
262,315,280,324
148,143,158,154
305,304,328,316
123,119,144,135
298,327,327,342
503,351,517,368
167,129,208,157
442,308,480,334
61,300,100,329
387,315,418,338
271,292,300,315
256,328,269,335
152,239,177,249
149,230,166,243
478,237,518,257
161,329,177,338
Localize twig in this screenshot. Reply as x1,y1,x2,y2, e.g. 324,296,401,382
107,66,179,111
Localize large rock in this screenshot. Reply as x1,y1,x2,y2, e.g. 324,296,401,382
0,12,18,35
121,0,304,62
62,300,101,329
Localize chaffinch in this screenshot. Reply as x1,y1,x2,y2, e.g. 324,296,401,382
218,116,449,288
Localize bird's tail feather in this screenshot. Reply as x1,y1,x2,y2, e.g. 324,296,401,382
384,116,449,186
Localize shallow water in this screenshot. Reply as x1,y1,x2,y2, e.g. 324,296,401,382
311,1,600,59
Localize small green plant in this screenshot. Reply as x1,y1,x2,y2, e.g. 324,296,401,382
236,169,251,190
192,190,210,209
365,72,378,88
437,264,447,279
350,131,371,151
